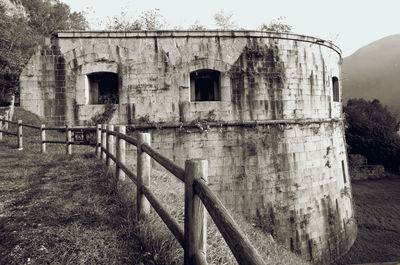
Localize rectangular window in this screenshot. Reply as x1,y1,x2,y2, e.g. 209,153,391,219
341,160,346,183
190,69,221,101
332,76,339,102
87,72,119,104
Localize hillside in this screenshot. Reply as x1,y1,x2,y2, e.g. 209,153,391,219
342,34,400,119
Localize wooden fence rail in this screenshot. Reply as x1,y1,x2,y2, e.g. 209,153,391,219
22,124,41,130
194,178,266,264
0,119,265,265
0,118,23,149
0,119,95,154
97,124,266,265
0,118,18,125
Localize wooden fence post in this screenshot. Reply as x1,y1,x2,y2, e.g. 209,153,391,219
96,124,101,158
41,124,46,153
101,124,107,161
184,159,208,265
66,125,72,155
137,132,151,218
106,124,114,167
0,120,2,141
17,120,23,150
116,125,126,181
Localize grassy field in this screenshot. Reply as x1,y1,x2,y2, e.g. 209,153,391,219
0,109,152,264
334,176,400,264
0,108,308,265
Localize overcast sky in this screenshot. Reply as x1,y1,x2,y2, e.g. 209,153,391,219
61,0,400,57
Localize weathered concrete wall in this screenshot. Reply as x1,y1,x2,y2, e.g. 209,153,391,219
20,44,72,124
19,31,356,263
124,119,356,264
21,31,342,125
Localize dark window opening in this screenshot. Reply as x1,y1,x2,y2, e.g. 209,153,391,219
88,72,119,104
341,160,346,183
190,69,221,101
332,76,339,102
290,237,294,251
336,199,339,213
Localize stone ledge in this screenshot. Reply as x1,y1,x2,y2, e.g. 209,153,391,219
125,118,343,130
54,30,341,55
352,261,400,265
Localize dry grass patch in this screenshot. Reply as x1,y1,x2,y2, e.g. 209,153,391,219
0,148,147,264
129,165,309,265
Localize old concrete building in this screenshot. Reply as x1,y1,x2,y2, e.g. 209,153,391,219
20,30,357,263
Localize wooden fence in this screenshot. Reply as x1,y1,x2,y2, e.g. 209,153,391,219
0,119,266,265
0,118,96,154
0,119,24,150
98,124,265,265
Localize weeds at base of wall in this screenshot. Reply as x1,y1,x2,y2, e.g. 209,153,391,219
252,209,277,238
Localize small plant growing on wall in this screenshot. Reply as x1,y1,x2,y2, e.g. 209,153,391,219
340,186,351,198
90,100,116,125
207,109,217,121
300,213,311,228
192,118,210,133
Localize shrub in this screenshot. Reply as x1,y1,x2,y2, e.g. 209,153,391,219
344,98,400,172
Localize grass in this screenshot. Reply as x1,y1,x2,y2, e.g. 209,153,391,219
0,140,156,264
0,107,309,265
334,176,400,264
141,167,308,265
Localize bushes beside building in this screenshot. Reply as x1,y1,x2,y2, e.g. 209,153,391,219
344,98,400,173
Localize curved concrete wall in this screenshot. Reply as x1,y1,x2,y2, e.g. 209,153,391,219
20,31,356,263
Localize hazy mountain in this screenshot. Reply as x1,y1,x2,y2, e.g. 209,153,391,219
342,34,400,119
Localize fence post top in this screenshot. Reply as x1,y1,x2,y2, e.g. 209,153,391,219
118,125,126,133
137,132,151,141
185,159,208,181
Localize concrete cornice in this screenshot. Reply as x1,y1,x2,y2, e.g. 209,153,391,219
53,30,342,55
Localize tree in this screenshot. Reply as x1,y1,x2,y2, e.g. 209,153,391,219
259,16,292,33
0,0,89,105
104,8,166,31
188,20,207,30
21,0,88,35
344,98,400,171
0,3,38,104
213,10,238,30
105,10,141,30
138,9,166,30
